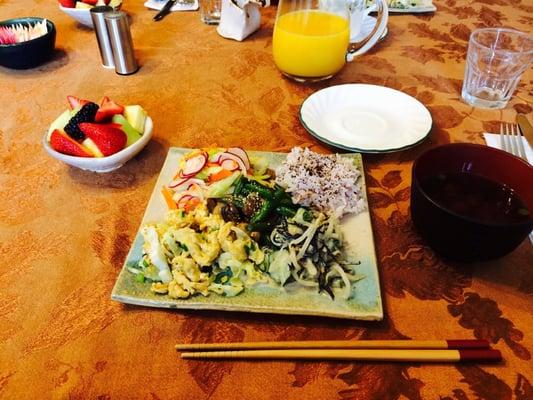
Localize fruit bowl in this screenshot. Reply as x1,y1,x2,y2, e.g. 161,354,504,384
59,0,122,28
43,116,153,172
0,18,56,69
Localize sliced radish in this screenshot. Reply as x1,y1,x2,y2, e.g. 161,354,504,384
210,151,226,163
168,176,192,189
176,194,193,209
188,185,205,201
227,147,250,169
219,153,247,173
180,153,207,177
185,178,206,188
220,159,239,171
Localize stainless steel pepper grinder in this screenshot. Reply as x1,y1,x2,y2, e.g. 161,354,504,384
104,11,139,75
90,6,115,69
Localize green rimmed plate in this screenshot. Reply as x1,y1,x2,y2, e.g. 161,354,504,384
111,148,383,320
300,84,433,154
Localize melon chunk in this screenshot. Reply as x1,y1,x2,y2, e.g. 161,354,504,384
75,2,92,8
47,109,71,141
82,137,105,158
123,105,147,134
112,114,142,146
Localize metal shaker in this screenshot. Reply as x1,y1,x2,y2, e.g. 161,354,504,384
90,6,114,69
104,11,139,75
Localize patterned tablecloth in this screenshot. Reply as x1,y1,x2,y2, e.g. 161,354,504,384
1,0,532,398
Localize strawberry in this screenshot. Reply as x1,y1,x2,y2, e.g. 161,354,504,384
58,0,76,7
81,0,98,4
67,95,90,110
79,123,126,156
50,130,93,157
94,96,125,122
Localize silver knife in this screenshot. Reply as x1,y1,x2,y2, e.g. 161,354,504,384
517,114,533,149
153,0,177,21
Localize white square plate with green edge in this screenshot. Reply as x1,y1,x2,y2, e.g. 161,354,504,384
366,0,436,12
111,148,383,320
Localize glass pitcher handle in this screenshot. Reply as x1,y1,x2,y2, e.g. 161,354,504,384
346,0,388,62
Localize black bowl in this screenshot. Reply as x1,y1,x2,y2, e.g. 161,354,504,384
0,17,56,69
410,143,533,262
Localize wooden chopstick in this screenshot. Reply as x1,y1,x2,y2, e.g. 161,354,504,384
175,339,490,351
180,348,501,363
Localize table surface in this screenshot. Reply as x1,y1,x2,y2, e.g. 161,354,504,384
1,0,532,399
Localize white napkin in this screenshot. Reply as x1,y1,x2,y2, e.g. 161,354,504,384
483,132,533,244
217,0,262,41
144,0,198,12
483,133,533,163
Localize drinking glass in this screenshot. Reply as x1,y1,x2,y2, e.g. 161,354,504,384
272,0,388,82
461,28,533,109
199,0,222,24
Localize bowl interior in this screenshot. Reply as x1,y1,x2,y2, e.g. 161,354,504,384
413,143,533,225
0,17,55,47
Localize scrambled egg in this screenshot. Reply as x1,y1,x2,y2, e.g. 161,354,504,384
139,203,266,299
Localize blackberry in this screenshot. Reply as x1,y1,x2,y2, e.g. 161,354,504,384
64,102,99,141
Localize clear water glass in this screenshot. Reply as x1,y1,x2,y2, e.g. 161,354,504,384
199,0,221,24
461,28,533,109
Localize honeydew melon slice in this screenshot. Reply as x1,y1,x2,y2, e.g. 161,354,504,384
112,114,142,146
47,109,71,141
123,105,147,134
82,138,105,158
75,2,93,9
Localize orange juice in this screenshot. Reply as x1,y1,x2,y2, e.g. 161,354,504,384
273,10,350,78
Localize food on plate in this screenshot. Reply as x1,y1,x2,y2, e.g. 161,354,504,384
47,95,147,158
0,20,48,45
275,147,366,216
58,0,122,9
132,147,366,301
365,0,433,8
130,203,267,299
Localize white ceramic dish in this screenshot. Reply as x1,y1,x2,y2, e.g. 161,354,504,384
59,3,122,28
111,148,383,320
388,4,436,12
43,116,153,172
59,5,95,28
144,0,199,12
300,84,432,153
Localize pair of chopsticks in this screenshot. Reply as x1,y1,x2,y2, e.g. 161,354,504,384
176,339,501,363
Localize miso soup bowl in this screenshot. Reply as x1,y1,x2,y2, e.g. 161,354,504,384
410,143,533,262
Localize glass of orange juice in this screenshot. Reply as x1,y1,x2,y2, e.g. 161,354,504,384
273,0,388,82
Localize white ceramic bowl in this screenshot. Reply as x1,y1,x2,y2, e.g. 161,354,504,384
58,3,122,28
43,116,153,173
59,5,95,27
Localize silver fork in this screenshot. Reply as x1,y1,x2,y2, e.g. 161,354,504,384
500,122,528,161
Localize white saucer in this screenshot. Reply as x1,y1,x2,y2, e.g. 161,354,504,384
300,84,432,153
351,15,388,42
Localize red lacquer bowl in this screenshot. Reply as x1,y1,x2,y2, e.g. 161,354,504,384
410,143,533,262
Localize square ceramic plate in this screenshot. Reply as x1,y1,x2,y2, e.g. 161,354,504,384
111,148,383,320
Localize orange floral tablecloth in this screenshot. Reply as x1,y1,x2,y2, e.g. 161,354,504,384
1,0,532,398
